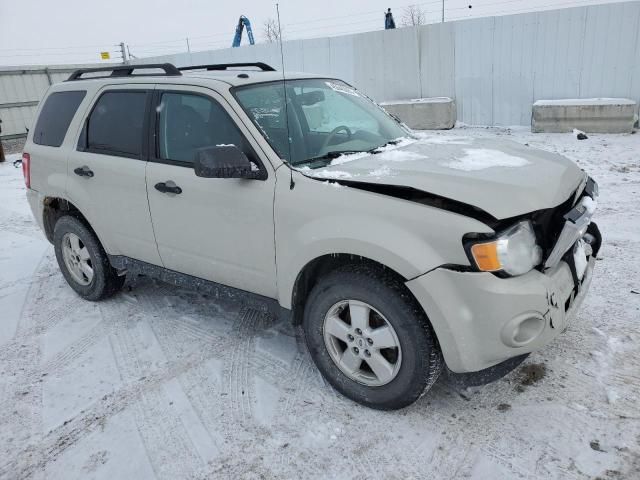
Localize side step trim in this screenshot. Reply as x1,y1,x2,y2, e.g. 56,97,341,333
108,255,290,321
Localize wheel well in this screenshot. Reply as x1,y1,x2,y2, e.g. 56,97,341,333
42,197,94,243
289,254,408,325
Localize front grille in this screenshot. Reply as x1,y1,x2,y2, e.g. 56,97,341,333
531,191,580,260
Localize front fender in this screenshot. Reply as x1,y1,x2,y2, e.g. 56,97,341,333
275,169,493,308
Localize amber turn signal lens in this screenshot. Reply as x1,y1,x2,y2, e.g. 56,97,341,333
470,242,502,271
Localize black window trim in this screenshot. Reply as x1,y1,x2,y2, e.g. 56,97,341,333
148,89,268,180
77,88,152,161
33,90,87,148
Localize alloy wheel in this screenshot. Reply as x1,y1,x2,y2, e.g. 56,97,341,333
61,232,93,286
323,299,402,386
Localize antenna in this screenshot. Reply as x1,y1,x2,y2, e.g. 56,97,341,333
276,3,295,190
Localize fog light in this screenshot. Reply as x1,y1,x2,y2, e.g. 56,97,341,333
501,313,545,347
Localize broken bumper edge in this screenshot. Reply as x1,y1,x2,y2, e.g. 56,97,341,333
406,255,596,374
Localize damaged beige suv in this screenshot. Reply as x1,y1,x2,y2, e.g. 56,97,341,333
23,63,601,410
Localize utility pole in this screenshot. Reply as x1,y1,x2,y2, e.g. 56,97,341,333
119,42,128,64
442,0,445,22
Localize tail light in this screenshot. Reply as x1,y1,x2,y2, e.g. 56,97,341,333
22,153,31,189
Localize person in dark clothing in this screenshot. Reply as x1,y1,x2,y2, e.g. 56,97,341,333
385,8,396,29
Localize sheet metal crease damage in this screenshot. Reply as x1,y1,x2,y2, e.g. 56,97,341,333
304,175,498,226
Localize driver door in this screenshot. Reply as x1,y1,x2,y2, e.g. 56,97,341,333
145,86,277,298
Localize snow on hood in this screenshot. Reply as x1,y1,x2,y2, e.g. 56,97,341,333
298,133,585,220
444,148,530,171
328,137,420,166
297,167,353,179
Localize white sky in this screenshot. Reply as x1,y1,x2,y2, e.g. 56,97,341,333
0,0,626,65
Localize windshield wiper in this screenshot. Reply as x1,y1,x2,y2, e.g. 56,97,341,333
294,150,366,168
368,139,401,153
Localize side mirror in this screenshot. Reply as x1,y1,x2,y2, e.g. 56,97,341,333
193,145,260,179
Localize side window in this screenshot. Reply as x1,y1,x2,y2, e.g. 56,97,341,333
85,91,147,157
33,90,86,147
157,92,256,165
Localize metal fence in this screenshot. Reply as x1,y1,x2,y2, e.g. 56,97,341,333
1,1,639,137
134,1,640,126
0,66,86,138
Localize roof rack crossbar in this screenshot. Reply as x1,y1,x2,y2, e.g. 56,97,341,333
67,63,182,81
179,62,276,72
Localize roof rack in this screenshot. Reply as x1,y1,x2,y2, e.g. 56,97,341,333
179,62,276,72
67,63,182,81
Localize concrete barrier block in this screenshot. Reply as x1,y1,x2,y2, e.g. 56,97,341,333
532,98,637,134
380,97,456,130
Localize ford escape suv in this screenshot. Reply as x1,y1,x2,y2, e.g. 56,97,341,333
22,63,601,410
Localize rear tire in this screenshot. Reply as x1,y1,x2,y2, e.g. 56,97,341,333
303,264,443,410
53,215,125,301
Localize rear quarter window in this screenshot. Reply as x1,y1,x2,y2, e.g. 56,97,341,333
33,90,86,147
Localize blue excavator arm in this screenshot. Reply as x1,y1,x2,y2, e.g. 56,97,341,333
232,15,255,47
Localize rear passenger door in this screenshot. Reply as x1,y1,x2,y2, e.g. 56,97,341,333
145,86,277,298
67,85,162,266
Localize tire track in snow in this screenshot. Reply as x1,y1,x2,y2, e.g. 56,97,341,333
132,290,229,459
0,210,44,240
39,319,114,375
104,301,205,480
0,255,52,480
0,338,225,479
130,281,299,476
481,444,548,480
117,281,289,432
0,274,84,366
273,331,381,479
222,306,261,426
0,295,241,480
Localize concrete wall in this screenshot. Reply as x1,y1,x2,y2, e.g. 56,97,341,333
133,1,640,127
2,1,639,137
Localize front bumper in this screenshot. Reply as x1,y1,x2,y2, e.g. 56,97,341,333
407,253,596,373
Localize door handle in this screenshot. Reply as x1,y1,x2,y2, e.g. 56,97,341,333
73,166,94,178
154,181,182,195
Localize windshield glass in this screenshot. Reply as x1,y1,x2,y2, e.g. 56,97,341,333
233,79,409,167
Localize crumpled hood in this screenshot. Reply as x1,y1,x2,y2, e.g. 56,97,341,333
303,135,585,220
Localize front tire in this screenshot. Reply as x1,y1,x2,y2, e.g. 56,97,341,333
303,265,443,410
53,216,125,301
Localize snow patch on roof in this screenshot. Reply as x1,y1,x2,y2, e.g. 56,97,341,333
444,148,530,171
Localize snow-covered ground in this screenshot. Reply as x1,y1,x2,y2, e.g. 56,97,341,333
1,126,639,479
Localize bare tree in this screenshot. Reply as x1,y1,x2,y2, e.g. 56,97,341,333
263,18,282,43
401,5,426,27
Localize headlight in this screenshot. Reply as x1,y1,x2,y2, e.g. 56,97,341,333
468,221,542,276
